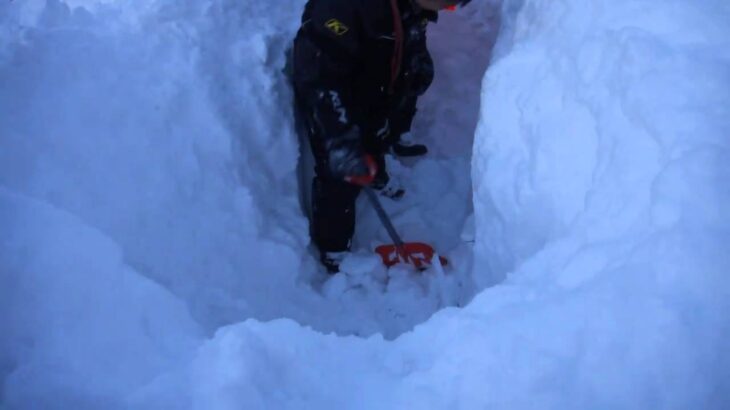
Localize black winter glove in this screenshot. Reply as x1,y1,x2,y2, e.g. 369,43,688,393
325,126,375,182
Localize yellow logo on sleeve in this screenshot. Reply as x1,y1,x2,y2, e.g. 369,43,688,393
325,19,349,36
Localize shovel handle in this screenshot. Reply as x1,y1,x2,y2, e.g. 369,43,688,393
363,187,405,248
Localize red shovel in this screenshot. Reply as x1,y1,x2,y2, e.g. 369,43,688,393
364,187,448,270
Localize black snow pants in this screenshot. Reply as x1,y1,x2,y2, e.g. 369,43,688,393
293,89,390,254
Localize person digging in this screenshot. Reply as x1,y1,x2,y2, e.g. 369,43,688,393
291,0,472,272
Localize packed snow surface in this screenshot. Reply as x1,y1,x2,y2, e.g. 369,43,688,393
1,0,728,408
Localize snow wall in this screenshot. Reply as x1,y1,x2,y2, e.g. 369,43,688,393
1,0,729,408
1,0,317,405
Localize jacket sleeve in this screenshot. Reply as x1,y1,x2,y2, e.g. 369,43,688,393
294,0,365,140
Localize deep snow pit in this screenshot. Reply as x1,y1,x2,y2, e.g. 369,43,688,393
295,5,502,339
2,0,729,408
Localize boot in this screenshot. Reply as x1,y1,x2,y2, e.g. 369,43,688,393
321,251,348,274
390,133,427,157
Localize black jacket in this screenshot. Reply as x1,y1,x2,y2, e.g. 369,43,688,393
293,0,436,146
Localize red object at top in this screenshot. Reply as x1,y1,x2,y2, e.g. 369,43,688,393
444,5,457,11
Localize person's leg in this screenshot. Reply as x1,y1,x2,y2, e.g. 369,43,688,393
290,37,363,272
311,176,360,271
389,95,428,157
307,129,362,272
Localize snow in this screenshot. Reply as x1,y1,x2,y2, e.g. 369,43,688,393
2,0,729,408
0,188,202,407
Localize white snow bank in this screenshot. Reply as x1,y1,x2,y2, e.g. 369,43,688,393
470,0,730,403
473,0,730,286
0,0,313,333
0,188,202,407
0,0,309,405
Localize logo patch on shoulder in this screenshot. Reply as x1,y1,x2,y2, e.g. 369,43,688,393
325,19,349,36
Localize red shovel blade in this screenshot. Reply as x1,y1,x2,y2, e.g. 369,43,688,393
375,242,448,270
